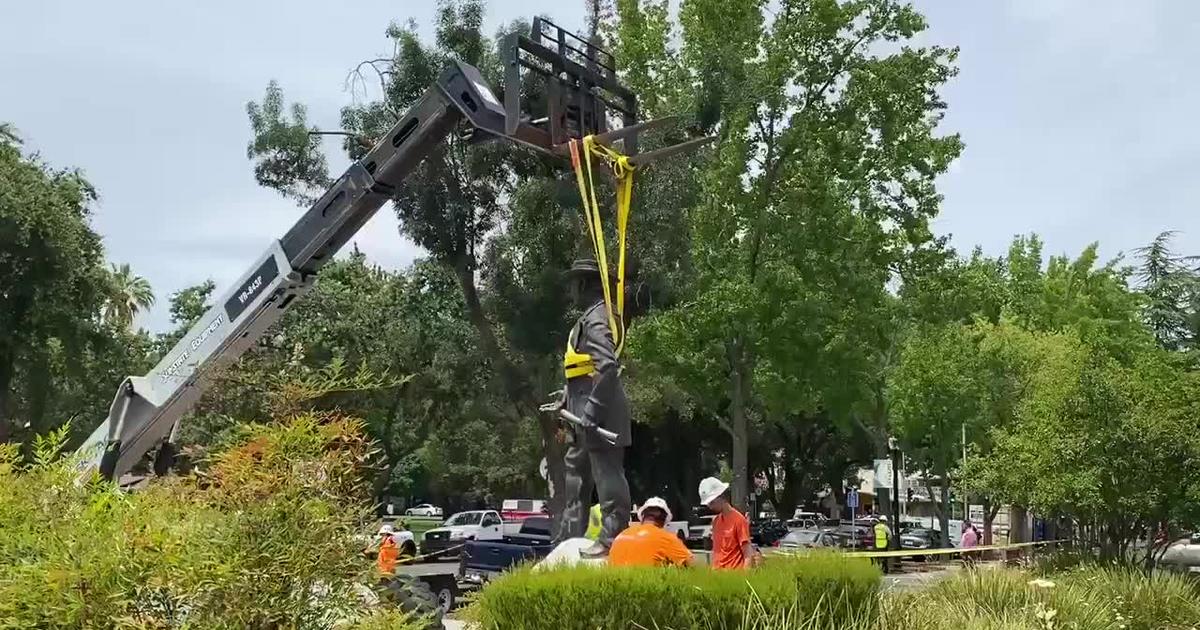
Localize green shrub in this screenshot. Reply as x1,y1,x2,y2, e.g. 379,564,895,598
0,368,417,629
1060,566,1200,630
468,552,880,630
877,567,1200,630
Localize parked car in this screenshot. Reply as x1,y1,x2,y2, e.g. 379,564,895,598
787,516,839,531
750,519,790,547
460,516,556,584
500,499,547,522
1157,533,1200,575
422,510,504,557
832,523,873,549
405,503,443,518
900,527,944,550
776,528,838,551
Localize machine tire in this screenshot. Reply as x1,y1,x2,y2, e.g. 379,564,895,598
381,574,443,629
400,541,417,559
425,576,457,615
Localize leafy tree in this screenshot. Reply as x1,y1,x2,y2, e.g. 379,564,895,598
245,81,331,204
897,235,1155,542
1135,230,1199,351
964,333,1200,562
0,123,19,148
0,368,429,629
243,0,641,524
101,262,155,329
625,0,962,507
154,279,216,353
0,135,109,444
887,323,983,542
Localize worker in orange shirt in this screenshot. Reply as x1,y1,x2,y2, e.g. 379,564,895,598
376,524,400,575
699,477,754,569
609,497,692,568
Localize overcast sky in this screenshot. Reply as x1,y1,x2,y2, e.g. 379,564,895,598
3,1,1198,332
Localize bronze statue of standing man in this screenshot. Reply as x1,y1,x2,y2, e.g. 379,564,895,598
550,259,632,556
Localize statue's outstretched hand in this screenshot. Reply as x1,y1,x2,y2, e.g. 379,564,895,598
539,389,565,413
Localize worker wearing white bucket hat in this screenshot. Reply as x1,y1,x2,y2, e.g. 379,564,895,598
698,477,752,569
698,477,729,506
609,496,691,567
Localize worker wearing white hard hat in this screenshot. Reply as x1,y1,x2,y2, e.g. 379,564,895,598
609,496,692,567
376,523,399,574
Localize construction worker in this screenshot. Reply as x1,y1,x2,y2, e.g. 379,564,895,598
376,524,399,575
609,497,692,568
699,477,753,569
557,259,633,557
873,515,892,574
585,503,603,540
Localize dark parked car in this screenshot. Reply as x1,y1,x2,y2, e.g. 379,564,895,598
832,523,873,549
900,527,944,550
750,519,790,547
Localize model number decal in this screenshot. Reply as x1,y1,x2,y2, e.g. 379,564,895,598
225,256,280,322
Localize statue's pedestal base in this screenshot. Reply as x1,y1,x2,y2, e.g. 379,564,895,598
535,538,609,571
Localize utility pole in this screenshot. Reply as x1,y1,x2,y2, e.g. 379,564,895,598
961,423,968,519
888,437,901,550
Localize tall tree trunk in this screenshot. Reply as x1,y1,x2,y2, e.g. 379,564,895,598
371,390,405,501
726,337,750,511
983,498,998,546
935,459,951,547
23,350,50,456
1010,505,1029,543
0,351,13,443
452,262,567,532
779,439,800,519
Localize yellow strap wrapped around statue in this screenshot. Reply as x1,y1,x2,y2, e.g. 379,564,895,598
568,136,634,357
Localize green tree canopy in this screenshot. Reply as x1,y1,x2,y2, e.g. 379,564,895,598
0,136,109,444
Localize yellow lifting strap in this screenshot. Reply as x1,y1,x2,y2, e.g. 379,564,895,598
568,136,634,357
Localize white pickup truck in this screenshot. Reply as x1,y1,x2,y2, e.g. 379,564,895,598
420,510,505,557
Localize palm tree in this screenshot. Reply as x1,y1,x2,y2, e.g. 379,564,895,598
102,263,155,329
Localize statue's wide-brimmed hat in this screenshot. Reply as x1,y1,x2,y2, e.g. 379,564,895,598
563,259,615,281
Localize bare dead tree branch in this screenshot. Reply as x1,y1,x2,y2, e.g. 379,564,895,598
345,58,401,120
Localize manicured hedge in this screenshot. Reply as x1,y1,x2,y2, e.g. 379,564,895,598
469,552,881,630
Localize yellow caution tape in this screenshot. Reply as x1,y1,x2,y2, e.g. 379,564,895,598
767,540,1064,560
395,543,467,566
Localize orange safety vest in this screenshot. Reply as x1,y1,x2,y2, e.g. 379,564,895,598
377,536,399,574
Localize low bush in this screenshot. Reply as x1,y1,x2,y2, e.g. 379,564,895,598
468,552,881,630
878,566,1200,630
0,366,427,629
1060,566,1200,630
